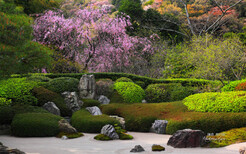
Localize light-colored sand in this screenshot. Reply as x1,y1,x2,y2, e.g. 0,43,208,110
1,132,245,154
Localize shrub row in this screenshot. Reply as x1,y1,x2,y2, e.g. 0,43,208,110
71,109,120,133
184,91,246,112
12,73,220,87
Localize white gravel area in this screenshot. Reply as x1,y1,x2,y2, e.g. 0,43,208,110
1,132,245,154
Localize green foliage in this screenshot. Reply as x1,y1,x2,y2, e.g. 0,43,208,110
0,78,38,105
125,116,156,132
56,132,84,139
144,0,154,6
32,86,72,116
152,145,165,151
145,83,194,103
221,79,246,92
184,91,246,112
82,99,101,108
114,82,145,103
207,127,246,147
11,113,62,137
43,77,79,94
26,75,51,82
96,79,114,98
109,91,126,103
14,0,61,14
115,77,133,83
71,109,120,133
166,113,246,135
134,81,145,89
0,97,12,106
94,134,113,141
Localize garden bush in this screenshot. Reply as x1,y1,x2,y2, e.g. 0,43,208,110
115,77,133,83
0,106,15,125
114,82,145,103
26,75,51,82
0,78,38,105
43,77,79,94
166,113,246,134
184,91,246,112
95,79,114,98
145,83,193,103
11,113,62,137
82,99,101,108
221,79,246,91
32,86,72,116
135,81,146,89
71,109,120,133
125,116,157,132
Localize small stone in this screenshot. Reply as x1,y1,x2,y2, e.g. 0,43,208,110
239,146,246,154
152,144,165,151
130,145,145,152
86,106,102,115
43,102,60,116
61,136,68,140
98,95,110,104
142,100,147,103
101,124,119,140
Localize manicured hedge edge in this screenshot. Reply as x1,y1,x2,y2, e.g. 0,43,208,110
11,73,221,87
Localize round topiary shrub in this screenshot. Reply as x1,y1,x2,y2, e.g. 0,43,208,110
71,109,120,133
32,86,72,117
96,79,114,98
114,82,145,103
43,77,79,94
184,91,246,112
135,81,146,89
82,99,101,108
11,113,62,137
115,77,133,83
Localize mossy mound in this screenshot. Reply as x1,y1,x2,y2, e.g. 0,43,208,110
56,132,84,139
119,132,133,140
94,134,113,141
11,113,62,137
152,145,165,151
82,99,100,108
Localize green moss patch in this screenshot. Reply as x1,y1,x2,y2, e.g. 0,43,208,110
82,99,100,108
94,134,113,141
56,132,84,139
152,145,165,151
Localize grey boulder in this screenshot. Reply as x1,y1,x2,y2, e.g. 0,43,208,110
58,119,77,134
101,124,119,140
98,95,110,104
78,74,96,99
62,91,81,113
130,145,145,152
150,120,168,134
86,106,102,115
43,102,60,116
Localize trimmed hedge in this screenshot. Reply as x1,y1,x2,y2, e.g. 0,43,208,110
71,109,120,133
32,86,72,117
125,116,157,132
145,83,194,103
0,78,38,105
26,75,51,82
82,99,100,108
114,82,145,103
221,79,246,92
184,91,246,112
11,113,62,137
43,77,79,94
12,73,221,87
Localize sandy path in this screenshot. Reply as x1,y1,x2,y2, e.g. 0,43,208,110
1,132,245,154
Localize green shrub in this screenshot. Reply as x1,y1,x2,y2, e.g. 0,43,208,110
125,116,156,132
0,78,38,105
26,75,51,82
12,104,49,114
0,97,12,106
56,132,84,139
135,81,146,89
145,83,193,103
94,134,113,141
11,113,62,137
166,113,246,134
82,99,101,108
96,79,114,98
0,106,15,125
184,91,246,112
71,109,120,133
221,79,246,92
114,82,145,103
115,77,133,83
43,77,79,94
32,86,72,116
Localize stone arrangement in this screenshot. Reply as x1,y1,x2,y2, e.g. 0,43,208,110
101,124,119,140
167,129,206,148
78,74,96,99
43,102,61,116
150,120,168,134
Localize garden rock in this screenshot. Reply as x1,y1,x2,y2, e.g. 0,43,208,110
62,91,81,113
0,144,25,154
130,145,145,152
78,74,96,99
101,124,119,140
142,100,147,103
150,120,168,134
167,129,206,148
58,119,77,134
152,144,165,151
42,102,60,116
86,106,102,115
109,115,125,128
239,147,246,154
98,95,110,104
61,136,68,140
